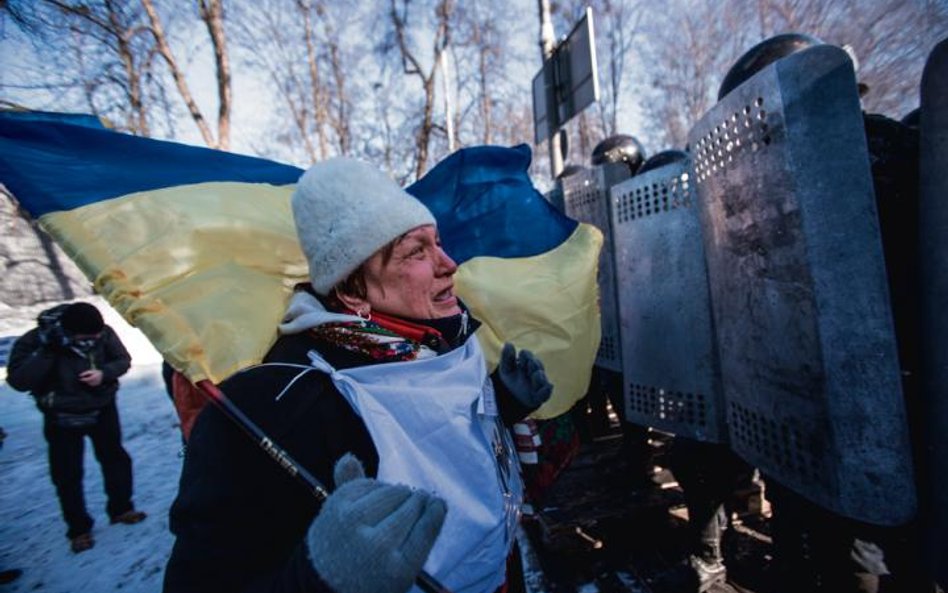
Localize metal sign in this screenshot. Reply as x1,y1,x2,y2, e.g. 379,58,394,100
689,44,915,525
611,160,726,443
532,7,600,144
920,37,948,589
561,162,630,373
532,68,554,145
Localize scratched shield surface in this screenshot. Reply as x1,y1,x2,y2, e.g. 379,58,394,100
689,44,915,524
610,160,726,443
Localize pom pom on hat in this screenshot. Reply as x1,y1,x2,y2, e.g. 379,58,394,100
60,302,105,335
291,158,436,295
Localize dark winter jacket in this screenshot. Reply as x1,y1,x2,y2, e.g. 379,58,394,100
7,325,131,413
163,323,530,593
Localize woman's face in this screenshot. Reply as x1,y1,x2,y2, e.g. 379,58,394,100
358,224,461,320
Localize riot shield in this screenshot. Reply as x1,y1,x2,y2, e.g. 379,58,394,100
545,185,565,214
610,160,726,443
561,163,631,373
920,37,948,588
689,44,915,524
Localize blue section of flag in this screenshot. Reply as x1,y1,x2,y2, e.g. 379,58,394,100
407,144,577,265
0,112,303,218
0,113,576,264
0,110,106,129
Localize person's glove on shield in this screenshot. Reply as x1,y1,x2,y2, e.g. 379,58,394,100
307,453,447,593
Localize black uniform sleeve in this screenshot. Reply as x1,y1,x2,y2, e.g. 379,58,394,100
5,328,56,395
163,360,378,593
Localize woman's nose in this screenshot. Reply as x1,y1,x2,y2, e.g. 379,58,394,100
437,248,458,275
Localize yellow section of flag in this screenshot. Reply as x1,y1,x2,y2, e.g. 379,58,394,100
456,223,603,419
40,181,308,383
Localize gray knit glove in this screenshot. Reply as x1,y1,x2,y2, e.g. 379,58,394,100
306,454,447,593
498,343,553,409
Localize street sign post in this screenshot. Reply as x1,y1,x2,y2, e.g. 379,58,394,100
532,7,600,147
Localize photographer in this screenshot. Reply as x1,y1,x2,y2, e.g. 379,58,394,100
6,302,145,554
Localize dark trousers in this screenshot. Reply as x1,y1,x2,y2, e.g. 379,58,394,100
43,402,134,539
768,479,934,593
668,438,754,563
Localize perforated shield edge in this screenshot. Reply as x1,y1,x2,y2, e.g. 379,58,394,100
689,45,915,524
920,37,948,587
561,164,630,373
611,161,726,442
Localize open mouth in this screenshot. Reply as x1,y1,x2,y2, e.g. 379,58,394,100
433,287,455,302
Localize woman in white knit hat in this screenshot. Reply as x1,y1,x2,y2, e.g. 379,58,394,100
164,158,552,593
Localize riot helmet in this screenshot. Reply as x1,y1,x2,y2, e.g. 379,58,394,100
591,134,646,175
638,149,689,175
718,33,824,100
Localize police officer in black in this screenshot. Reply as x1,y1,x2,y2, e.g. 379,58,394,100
7,302,146,553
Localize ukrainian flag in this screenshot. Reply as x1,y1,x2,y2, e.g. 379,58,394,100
0,112,601,418
407,145,602,418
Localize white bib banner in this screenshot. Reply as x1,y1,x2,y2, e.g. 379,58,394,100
307,337,523,593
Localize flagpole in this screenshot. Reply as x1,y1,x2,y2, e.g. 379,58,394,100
196,380,453,593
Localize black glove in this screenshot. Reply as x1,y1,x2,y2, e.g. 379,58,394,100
37,319,69,349
498,342,553,411
307,454,446,593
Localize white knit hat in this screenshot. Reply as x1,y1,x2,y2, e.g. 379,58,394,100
291,158,436,295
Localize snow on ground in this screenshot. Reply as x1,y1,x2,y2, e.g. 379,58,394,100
1,297,180,592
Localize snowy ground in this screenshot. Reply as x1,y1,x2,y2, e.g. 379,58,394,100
0,297,179,592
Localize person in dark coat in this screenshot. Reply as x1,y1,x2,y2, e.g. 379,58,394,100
6,301,146,554
163,157,553,593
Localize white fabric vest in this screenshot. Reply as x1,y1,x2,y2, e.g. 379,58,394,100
306,337,523,593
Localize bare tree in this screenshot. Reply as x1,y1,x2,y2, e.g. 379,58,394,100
228,0,357,164
753,0,948,118
388,0,454,179
468,15,495,145
316,1,353,156
636,0,948,150
197,0,231,149
362,62,423,178
4,0,942,175
451,0,527,148
635,0,756,150
142,0,231,149
590,0,643,137
3,1,157,135
228,0,322,162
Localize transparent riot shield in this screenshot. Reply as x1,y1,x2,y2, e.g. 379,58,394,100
689,44,915,524
561,163,631,373
920,37,948,587
610,160,726,442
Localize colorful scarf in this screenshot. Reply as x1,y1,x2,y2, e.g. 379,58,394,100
308,309,446,362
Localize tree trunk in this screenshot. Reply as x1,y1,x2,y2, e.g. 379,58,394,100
198,0,232,150
299,0,329,160
390,0,453,179
142,0,217,148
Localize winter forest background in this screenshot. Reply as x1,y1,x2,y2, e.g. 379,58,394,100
1,0,945,186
